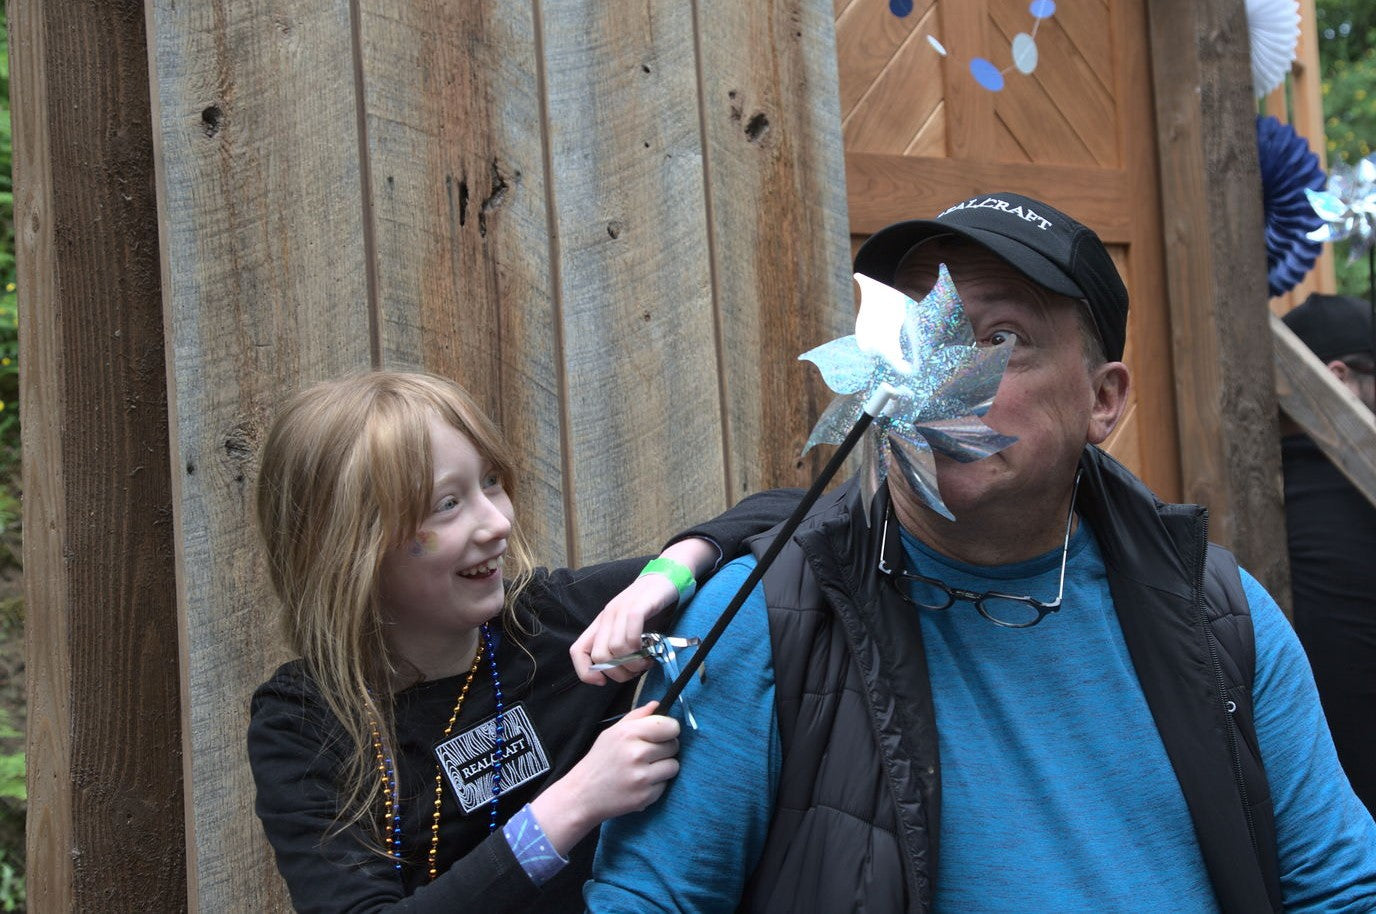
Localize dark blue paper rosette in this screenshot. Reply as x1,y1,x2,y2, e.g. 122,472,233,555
1257,114,1326,297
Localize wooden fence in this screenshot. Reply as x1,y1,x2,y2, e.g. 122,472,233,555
20,0,851,909
14,0,1295,909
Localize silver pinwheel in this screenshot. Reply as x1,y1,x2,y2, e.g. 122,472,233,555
799,266,1018,520
1306,156,1376,263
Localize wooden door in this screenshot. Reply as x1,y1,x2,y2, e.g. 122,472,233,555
835,0,1182,500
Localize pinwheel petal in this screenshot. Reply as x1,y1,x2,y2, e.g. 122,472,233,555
916,416,1020,463
798,335,872,395
854,274,915,375
1306,187,1349,224
802,391,867,453
887,433,954,521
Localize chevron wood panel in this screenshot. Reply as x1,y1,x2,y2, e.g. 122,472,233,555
840,0,1121,167
905,98,946,156
841,3,942,153
989,2,1116,166
1032,0,1112,90
836,0,934,118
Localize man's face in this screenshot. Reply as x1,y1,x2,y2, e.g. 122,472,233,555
1343,362,1375,412
891,243,1127,524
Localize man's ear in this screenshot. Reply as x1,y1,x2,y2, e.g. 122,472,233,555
1326,359,1352,383
1087,362,1130,445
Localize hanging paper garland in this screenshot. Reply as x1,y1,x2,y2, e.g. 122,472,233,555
1245,0,1300,99
1257,115,1325,297
910,1,1057,93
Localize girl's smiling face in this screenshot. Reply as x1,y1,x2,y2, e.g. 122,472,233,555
377,414,514,664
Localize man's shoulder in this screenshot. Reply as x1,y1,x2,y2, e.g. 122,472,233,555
693,553,761,605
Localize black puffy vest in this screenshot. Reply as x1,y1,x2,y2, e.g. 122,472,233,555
738,446,1281,914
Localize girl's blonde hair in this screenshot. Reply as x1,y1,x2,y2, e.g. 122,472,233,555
255,370,535,845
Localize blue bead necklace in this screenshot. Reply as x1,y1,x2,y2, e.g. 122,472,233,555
482,622,506,835
369,622,506,879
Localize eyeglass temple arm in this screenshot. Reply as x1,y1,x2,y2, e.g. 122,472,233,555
1052,470,1082,598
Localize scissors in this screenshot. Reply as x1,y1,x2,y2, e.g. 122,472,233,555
588,633,701,670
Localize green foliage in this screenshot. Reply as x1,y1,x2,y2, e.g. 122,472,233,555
0,11,14,473
0,714,19,803
0,710,20,912
0,857,20,913
1316,1,1376,297
0,10,22,910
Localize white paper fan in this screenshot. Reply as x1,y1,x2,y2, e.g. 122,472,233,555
1245,0,1300,98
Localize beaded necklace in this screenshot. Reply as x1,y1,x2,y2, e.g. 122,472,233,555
369,622,507,880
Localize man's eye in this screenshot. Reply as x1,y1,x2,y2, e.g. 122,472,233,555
983,329,1021,347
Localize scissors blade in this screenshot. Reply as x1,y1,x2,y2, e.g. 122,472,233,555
588,635,700,670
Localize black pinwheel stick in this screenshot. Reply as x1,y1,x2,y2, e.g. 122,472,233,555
655,384,899,715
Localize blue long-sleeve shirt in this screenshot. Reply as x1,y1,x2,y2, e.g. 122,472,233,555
586,523,1376,912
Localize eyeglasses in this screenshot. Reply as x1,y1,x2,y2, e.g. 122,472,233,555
877,471,1081,628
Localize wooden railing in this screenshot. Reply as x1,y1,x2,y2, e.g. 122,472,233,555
1272,314,1376,508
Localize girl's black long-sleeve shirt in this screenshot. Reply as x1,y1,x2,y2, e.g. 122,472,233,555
247,489,799,913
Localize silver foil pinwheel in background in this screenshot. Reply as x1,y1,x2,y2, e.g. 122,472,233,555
1306,156,1376,263
799,266,1017,520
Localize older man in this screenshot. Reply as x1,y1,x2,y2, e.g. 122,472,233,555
583,193,1376,913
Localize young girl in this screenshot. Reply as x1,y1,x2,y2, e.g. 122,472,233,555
247,371,792,912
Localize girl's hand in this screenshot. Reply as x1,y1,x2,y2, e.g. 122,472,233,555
527,702,681,855
570,573,680,685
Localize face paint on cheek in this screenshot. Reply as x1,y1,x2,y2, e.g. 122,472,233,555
408,530,438,557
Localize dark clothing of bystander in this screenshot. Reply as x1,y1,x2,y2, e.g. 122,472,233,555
1282,433,1376,818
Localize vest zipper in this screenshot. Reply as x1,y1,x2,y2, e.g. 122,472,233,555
1194,514,1260,860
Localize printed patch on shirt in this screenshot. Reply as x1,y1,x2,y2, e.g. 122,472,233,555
434,702,550,814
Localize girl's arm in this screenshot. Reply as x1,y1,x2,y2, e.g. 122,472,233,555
526,702,680,856
567,488,801,684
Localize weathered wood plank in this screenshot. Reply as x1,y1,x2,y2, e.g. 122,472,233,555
12,0,72,906
698,0,853,499
357,1,568,565
539,0,727,564
1114,0,1181,503
14,0,185,909
1273,314,1376,506
1146,0,1290,597
845,153,1133,240
147,0,372,908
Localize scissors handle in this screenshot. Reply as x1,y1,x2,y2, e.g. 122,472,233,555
588,635,700,670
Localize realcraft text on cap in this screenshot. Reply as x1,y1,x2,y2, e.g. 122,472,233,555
853,192,1130,362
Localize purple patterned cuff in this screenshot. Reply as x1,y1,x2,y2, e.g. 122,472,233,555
503,804,568,887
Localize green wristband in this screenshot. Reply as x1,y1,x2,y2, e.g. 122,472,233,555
640,557,698,607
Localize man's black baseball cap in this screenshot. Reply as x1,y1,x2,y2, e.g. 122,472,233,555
853,191,1130,362
1281,292,1374,363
